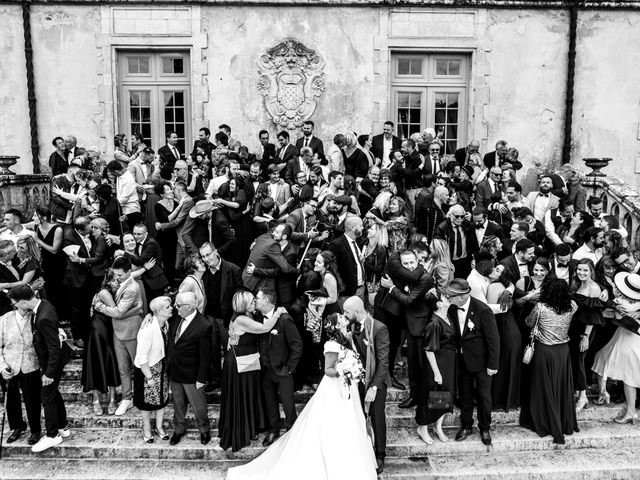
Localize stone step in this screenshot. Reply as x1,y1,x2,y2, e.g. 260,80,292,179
2,421,639,461
1,448,640,480
36,400,628,431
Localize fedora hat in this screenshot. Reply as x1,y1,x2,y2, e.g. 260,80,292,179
444,278,471,297
614,272,640,301
189,199,216,219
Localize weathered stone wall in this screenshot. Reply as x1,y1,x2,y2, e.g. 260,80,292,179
1,3,638,190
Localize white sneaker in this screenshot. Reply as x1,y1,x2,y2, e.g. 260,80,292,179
114,399,132,416
59,425,71,438
31,434,62,453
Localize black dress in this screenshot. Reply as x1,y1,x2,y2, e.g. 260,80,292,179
218,320,268,451
37,225,65,309
81,306,121,393
154,201,177,285
491,304,521,412
416,314,456,425
568,293,605,391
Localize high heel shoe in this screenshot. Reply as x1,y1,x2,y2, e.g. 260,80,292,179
614,412,638,424
593,392,611,406
155,428,169,441
92,400,103,416
575,396,589,413
143,431,154,443
416,426,433,445
434,427,449,443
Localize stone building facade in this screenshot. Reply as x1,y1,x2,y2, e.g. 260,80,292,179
1,0,640,187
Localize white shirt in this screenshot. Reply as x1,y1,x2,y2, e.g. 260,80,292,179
572,244,604,264
298,157,310,177
326,144,344,173
269,182,279,202
382,136,393,167
205,175,230,197
0,226,35,247
177,310,197,339
517,258,531,278
467,269,505,315
76,230,92,252
532,194,551,222
456,298,471,337
346,235,364,286
554,263,570,283
475,220,487,246
116,170,140,214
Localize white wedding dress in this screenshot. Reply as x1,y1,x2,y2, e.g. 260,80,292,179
226,340,377,480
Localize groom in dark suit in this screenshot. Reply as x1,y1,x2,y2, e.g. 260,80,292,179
343,295,390,475
255,289,302,446
446,279,500,446
8,286,70,453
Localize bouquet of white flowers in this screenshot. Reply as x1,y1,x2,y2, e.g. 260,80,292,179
335,348,365,396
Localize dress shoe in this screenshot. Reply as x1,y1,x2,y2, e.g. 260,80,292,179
262,432,280,446
58,425,71,438
398,397,418,409
480,430,492,446
169,433,184,445
200,431,211,445
204,382,220,393
376,457,384,475
28,433,41,445
7,426,26,443
31,434,62,453
391,377,406,390
455,427,473,442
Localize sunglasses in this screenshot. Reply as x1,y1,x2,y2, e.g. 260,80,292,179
452,214,466,219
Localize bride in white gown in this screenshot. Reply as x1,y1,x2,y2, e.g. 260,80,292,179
226,313,378,480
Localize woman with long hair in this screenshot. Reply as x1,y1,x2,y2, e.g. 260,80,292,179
386,196,410,254
522,278,578,444
15,236,46,298
95,183,121,236
569,258,605,412
558,211,594,252
218,291,285,452
488,263,521,412
604,230,625,255
342,132,369,180
426,238,454,292
178,253,207,314
313,251,343,317
592,272,640,423
362,223,388,306
342,174,361,216
217,177,252,267
32,207,64,308
480,235,503,260
153,181,177,284
226,311,377,479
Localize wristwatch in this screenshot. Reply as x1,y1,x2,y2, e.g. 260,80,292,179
371,385,377,391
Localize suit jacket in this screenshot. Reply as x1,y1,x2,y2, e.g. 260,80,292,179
158,195,195,247
182,215,209,257
253,241,299,306
433,219,478,261
448,297,500,372
404,150,424,190
98,276,143,341
474,220,504,247
275,144,298,164
85,234,109,277
243,233,298,293
167,311,212,384
190,140,215,161
295,136,325,161
548,173,568,199
33,299,70,378
388,270,433,337
50,174,74,222
568,184,587,211
353,314,391,390
375,253,425,317
257,181,291,209
500,254,532,285
526,192,560,222
284,157,307,185
210,209,237,261
328,234,362,297
62,229,92,287
202,259,242,323
371,134,401,161
158,144,181,168
286,208,316,244
483,151,498,169
475,179,500,209
258,142,277,167
127,159,155,185
260,313,303,376
126,237,168,291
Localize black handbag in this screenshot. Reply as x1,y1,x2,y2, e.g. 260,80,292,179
428,384,452,410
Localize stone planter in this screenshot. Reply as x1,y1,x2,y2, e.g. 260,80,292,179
583,157,612,177
0,155,18,175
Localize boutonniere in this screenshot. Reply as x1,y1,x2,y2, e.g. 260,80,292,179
270,329,278,336
467,320,475,331
363,339,369,346
404,285,410,293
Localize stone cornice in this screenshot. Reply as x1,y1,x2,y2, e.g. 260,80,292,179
2,0,640,10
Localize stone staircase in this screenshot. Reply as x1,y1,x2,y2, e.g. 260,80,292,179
2,359,640,479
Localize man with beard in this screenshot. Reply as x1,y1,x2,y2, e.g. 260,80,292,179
257,130,276,167
190,127,215,161
525,174,560,223
401,139,426,215
572,227,605,264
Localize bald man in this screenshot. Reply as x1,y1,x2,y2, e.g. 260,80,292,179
328,216,366,306
343,295,391,475
454,139,480,166
167,292,212,445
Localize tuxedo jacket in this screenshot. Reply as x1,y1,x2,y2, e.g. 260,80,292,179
50,174,74,222
33,299,70,378
190,140,215,161
371,134,401,161
242,233,298,293
253,242,299,306
285,208,316,244
126,237,168,291
474,220,504,246
167,311,212,384
62,229,92,288
158,144,181,168
257,181,291,209
328,234,362,296
260,313,302,376
259,143,277,167
353,314,391,390
210,209,237,261
475,179,500,209
525,192,560,221
375,253,425,317
202,259,242,323
85,234,109,278
388,269,433,337
275,144,299,164
448,297,500,372
127,159,155,185
295,136,325,161
500,254,532,285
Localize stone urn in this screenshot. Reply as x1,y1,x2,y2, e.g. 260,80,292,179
583,157,611,177
0,155,18,175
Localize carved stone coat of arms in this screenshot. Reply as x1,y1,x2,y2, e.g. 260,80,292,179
257,38,326,130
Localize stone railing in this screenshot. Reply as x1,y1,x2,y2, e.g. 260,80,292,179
581,158,640,249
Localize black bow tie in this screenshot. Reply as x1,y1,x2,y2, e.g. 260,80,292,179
452,305,466,312
475,225,485,230
518,262,529,267
539,193,549,197
557,263,568,268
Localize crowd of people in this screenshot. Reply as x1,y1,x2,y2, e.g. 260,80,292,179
1,121,640,475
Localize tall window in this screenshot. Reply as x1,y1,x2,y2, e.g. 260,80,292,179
391,53,469,155
118,51,191,153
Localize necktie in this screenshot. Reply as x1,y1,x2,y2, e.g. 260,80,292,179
136,243,142,256
279,147,285,160
454,226,463,259
172,146,179,159
175,318,185,342
305,137,310,147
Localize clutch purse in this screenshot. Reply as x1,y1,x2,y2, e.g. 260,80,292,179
427,385,451,410
234,351,261,373
522,307,540,365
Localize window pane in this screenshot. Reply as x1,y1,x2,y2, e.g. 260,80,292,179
129,91,139,106
162,58,172,74
164,92,174,107
173,58,184,74
408,124,421,137
409,93,421,108
409,109,420,124
446,124,457,140
138,57,150,74
435,93,446,107
127,57,139,74
409,60,422,75
448,60,460,76
398,59,410,75
165,108,174,123
175,91,184,104
140,91,150,106
398,124,409,140
447,109,458,123
397,93,409,108
447,93,459,108
141,108,150,123
446,140,457,155
131,108,140,123
436,60,447,76
175,108,184,123
398,109,409,123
